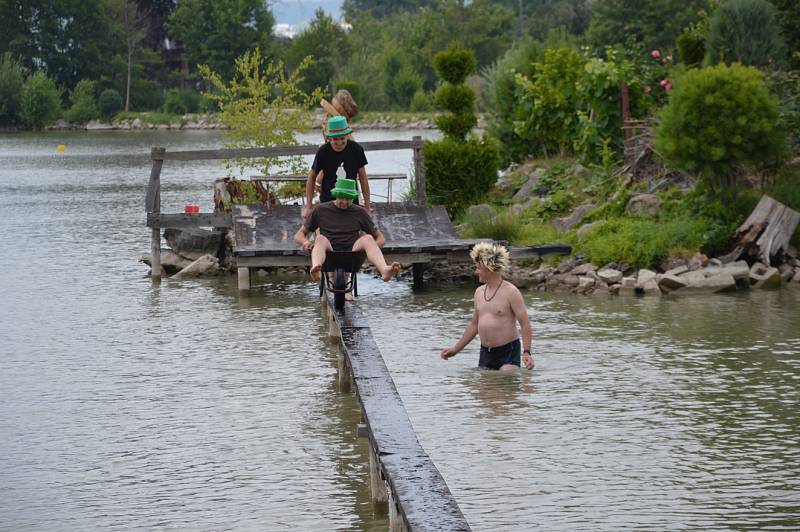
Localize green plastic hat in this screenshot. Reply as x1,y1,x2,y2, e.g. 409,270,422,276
330,178,359,200
326,115,352,137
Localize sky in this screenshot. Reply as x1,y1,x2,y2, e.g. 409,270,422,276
271,0,343,26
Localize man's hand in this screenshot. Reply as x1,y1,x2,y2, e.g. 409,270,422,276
440,347,458,360
522,352,534,370
301,238,314,252
302,205,313,220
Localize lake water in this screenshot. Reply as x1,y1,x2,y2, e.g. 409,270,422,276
1,130,799,531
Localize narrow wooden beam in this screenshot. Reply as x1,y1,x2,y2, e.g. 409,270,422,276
237,267,250,290
146,212,233,229
157,140,417,161
147,147,165,281
412,136,426,205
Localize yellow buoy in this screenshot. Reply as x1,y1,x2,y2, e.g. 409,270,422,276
56,145,66,153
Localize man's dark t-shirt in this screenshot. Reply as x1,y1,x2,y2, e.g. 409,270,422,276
304,202,377,251
311,140,368,203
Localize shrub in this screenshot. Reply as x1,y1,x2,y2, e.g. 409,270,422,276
433,84,475,112
706,0,786,68
409,89,432,112
424,135,500,218
163,89,188,115
392,65,423,110
461,208,522,243
655,64,787,191
64,79,99,124
0,53,24,126
434,46,476,85
335,81,361,105
432,45,478,140
98,89,123,120
434,112,477,140
20,71,61,129
677,29,705,67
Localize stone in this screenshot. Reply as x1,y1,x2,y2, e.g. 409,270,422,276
658,273,687,292
570,163,590,178
172,254,220,279
570,263,597,276
576,221,605,239
139,249,193,274
608,283,621,295
552,204,596,231
577,276,596,293
749,262,781,288
639,278,662,295
636,269,657,287
688,252,709,271
620,277,636,291
597,268,623,284
512,167,547,202
665,264,689,277
661,254,689,272
792,269,800,283
626,193,663,217
553,273,580,287
164,227,225,261
682,272,737,292
557,258,581,274
466,204,495,221
131,118,143,129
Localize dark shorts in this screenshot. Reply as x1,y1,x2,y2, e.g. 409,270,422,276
479,338,521,370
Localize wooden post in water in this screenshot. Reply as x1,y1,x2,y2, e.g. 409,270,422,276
368,443,389,504
146,147,165,281
237,267,250,290
337,344,351,392
387,483,408,532
412,136,426,206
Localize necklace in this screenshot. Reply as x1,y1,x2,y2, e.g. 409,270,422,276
483,279,503,302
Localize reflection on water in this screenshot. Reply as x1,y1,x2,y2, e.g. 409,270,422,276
1,130,799,531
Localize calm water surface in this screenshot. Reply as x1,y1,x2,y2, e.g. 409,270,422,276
1,130,798,531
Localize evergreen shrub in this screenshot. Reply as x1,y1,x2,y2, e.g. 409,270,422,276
409,89,432,112
98,89,123,120
677,30,705,67
0,53,24,126
164,89,188,115
65,79,99,124
706,0,786,67
655,63,787,190
433,84,475,112
434,112,477,140
434,47,476,84
20,72,61,129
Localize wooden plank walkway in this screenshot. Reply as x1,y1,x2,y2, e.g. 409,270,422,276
325,291,471,531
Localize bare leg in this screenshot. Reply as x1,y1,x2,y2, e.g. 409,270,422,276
499,364,519,372
352,235,401,281
310,235,332,282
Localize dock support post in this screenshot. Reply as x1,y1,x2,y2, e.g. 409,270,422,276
146,147,165,281
328,307,340,338
337,347,351,392
387,483,408,532
412,135,426,206
412,263,424,290
368,443,388,504
237,267,250,290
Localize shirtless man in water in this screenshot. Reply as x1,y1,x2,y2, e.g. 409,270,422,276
440,242,534,371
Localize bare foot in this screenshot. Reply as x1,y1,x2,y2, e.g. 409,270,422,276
381,262,401,281
345,292,356,301
310,264,322,282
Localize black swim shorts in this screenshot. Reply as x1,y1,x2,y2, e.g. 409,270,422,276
478,338,521,370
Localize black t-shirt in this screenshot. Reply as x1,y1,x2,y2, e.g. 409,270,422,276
304,202,377,251
311,140,368,203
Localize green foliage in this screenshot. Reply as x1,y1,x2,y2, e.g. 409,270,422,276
98,89,123,120
64,79,99,123
765,69,800,154
391,65,423,110
200,48,323,177
586,0,709,53
434,113,478,140
433,84,475,113
410,90,432,112
286,9,351,95
460,208,522,242
0,53,24,126
769,0,800,69
706,0,786,68
335,81,361,105
20,71,61,129
434,46,477,85
167,0,274,82
424,135,500,218
655,63,787,190
163,89,201,115
677,29,705,67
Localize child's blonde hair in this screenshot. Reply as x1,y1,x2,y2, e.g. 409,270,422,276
469,242,510,272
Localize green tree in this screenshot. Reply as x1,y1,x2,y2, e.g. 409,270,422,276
107,0,149,111
768,0,800,68
64,79,99,123
655,64,787,191
586,0,709,52
286,9,351,95
493,0,591,40
199,49,323,176
0,52,24,126
342,0,437,20
98,88,123,120
706,0,786,68
20,71,61,129
0,0,117,91
168,0,274,81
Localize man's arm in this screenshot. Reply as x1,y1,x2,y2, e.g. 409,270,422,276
357,166,370,213
508,285,534,369
302,168,318,219
440,300,479,360
293,225,314,252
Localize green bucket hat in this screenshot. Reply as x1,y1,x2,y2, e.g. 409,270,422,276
330,178,359,200
326,115,352,137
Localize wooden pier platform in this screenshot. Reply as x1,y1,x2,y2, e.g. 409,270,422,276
324,291,471,531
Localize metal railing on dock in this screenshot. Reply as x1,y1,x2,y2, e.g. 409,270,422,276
324,292,471,531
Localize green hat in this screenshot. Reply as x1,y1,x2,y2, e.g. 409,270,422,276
326,115,352,137
330,178,359,200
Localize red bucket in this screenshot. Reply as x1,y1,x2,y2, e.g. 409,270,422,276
184,204,200,214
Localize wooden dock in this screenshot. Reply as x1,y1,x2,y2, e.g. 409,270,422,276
324,290,471,531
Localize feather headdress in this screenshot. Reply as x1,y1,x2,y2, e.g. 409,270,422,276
469,242,510,272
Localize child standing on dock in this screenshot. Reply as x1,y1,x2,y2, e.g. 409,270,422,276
303,115,371,219
440,242,534,371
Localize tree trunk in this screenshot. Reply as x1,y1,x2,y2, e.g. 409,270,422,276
721,195,800,265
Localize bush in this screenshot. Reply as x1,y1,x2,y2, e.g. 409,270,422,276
391,65,422,109
98,89,123,120
706,0,786,68
461,208,522,242
424,135,500,218
434,46,476,84
20,71,61,129
655,63,787,190
64,79,99,124
409,89,432,112
335,81,361,105
0,53,24,126
164,89,201,115
434,112,478,140
433,84,475,113
677,29,705,67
